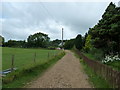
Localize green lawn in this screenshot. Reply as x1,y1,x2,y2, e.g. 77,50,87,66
2,47,61,70
2,47,65,88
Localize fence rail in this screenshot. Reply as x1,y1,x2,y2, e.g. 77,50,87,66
2,52,57,75
74,49,120,88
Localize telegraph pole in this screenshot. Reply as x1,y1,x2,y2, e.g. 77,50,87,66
62,28,63,49
118,1,120,7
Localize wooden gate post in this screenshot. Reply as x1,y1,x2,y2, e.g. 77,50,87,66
11,55,14,71
48,52,49,59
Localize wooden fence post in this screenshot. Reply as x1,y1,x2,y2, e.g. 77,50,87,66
34,52,36,63
11,55,14,71
75,49,120,88
48,52,49,59
54,52,56,57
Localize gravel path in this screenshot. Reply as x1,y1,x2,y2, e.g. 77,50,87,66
25,50,92,88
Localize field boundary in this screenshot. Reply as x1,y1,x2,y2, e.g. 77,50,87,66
74,49,120,88
3,51,65,88
0,47,59,70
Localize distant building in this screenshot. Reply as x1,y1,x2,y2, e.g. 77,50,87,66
56,47,61,50
58,42,65,47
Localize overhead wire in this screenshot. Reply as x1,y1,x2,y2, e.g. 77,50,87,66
40,2,62,28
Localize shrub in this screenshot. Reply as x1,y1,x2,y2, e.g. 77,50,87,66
89,48,104,61
102,55,120,63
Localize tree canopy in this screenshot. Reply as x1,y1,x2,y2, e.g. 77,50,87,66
64,39,75,49
74,34,83,50
4,40,26,47
27,32,50,48
88,2,120,55
0,35,4,46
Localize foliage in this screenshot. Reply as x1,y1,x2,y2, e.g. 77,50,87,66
63,39,75,49
64,34,84,50
74,34,83,50
84,48,104,61
0,35,5,46
73,50,110,88
50,39,61,47
48,46,56,50
105,61,120,71
82,61,111,88
88,2,120,55
82,33,88,47
4,40,26,48
89,48,104,61
82,2,120,71
83,35,93,52
27,32,50,48
102,55,120,63
3,33,62,49
102,54,120,71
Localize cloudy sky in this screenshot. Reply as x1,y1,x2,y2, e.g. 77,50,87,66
0,1,119,41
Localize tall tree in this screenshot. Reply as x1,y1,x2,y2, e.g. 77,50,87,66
27,32,50,48
51,39,61,47
0,35,5,46
64,39,75,49
82,32,88,47
88,2,120,55
75,34,83,50
84,35,93,52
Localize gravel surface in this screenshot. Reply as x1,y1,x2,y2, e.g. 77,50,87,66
25,50,92,88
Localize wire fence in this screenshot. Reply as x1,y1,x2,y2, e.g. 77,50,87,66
74,49,120,88
2,51,59,72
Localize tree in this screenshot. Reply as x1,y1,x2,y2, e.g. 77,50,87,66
64,39,75,49
51,39,61,47
4,40,26,47
27,32,50,48
82,33,88,47
83,35,93,52
88,2,120,55
75,34,83,50
0,35,5,46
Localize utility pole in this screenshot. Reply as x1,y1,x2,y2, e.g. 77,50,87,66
118,1,120,7
62,28,63,49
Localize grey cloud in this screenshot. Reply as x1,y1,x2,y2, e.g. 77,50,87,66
1,2,110,41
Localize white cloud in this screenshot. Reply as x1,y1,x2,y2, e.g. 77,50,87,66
1,2,111,41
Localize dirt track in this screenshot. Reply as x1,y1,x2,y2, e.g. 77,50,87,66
25,50,92,88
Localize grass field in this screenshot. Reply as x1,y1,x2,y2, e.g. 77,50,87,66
2,47,65,88
2,47,61,70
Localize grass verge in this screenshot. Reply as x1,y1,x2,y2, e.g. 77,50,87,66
83,53,96,60
2,51,65,88
84,52,120,71
72,50,111,88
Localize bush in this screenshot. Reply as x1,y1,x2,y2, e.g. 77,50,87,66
89,48,104,61
102,55,120,63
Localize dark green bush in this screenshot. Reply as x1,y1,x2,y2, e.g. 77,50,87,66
89,48,104,61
